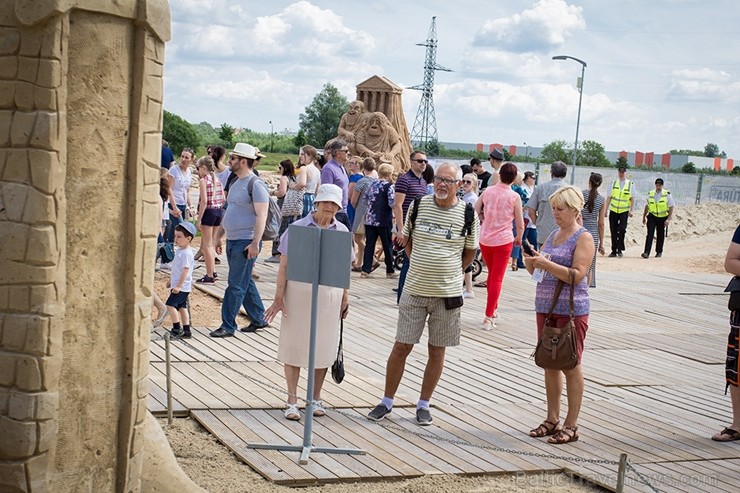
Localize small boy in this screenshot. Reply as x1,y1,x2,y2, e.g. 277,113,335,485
167,222,196,338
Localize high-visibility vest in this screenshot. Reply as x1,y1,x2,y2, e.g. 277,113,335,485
647,189,670,218
609,180,633,213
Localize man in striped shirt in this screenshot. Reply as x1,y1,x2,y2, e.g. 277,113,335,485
368,162,479,426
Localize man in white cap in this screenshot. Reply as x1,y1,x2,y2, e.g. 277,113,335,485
210,143,270,338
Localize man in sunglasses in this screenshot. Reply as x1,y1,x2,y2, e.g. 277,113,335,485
320,139,351,229
393,150,430,302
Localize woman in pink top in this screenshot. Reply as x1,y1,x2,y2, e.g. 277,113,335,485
474,163,524,330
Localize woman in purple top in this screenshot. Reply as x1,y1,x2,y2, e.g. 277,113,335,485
523,186,595,445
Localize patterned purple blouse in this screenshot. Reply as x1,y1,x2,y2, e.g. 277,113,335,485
535,227,590,316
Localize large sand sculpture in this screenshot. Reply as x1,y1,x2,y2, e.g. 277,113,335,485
0,1,202,491
339,76,413,172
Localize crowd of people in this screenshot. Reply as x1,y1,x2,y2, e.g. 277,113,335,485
155,139,740,447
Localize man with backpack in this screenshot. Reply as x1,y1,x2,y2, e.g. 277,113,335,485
368,162,479,426
210,143,270,338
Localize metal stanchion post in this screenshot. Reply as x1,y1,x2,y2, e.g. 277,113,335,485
165,331,173,426
616,453,628,492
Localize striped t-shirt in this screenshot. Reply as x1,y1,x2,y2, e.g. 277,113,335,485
402,196,479,297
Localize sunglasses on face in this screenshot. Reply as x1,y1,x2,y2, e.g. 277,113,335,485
412,159,428,164
463,179,474,184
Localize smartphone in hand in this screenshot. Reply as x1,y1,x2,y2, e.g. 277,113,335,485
522,240,535,256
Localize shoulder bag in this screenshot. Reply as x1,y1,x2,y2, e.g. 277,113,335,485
281,179,304,217
331,319,345,384
532,269,579,370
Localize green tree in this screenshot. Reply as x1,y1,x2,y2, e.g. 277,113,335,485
424,138,441,156
615,155,629,168
192,121,219,148
732,166,740,175
540,140,570,164
681,162,697,173
218,123,235,147
293,130,307,148
704,142,720,157
669,148,704,157
162,110,198,155
578,140,610,167
298,83,349,147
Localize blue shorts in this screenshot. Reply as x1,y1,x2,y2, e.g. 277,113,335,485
201,207,223,227
165,290,190,310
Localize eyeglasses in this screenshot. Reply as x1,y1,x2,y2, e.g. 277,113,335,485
229,154,240,161
412,158,429,164
434,176,457,185
462,179,474,184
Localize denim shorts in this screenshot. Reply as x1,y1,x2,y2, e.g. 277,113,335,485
201,207,223,227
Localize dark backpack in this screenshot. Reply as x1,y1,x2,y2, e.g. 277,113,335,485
408,196,475,237
246,176,281,241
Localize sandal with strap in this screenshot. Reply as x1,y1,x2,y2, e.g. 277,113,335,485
284,403,300,421
712,427,740,442
529,420,561,437
548,425,579,444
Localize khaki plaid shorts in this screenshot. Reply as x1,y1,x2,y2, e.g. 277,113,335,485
396,292,461,347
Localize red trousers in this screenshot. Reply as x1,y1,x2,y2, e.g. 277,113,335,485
480,242,513,318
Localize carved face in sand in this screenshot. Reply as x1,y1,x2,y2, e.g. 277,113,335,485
366,112,389,137
348,100,364,116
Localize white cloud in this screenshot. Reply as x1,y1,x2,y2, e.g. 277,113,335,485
174,1,376,62
667,68,740,102
472,0,585,53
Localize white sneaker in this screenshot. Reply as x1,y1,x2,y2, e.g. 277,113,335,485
159,262,172,271
482,317,495,331
463,291,475,299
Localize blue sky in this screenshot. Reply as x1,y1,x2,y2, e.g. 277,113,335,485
164,0,740,158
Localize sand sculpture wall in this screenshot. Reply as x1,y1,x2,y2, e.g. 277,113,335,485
0,1,200,491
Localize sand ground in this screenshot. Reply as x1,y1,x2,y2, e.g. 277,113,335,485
155,203,740,493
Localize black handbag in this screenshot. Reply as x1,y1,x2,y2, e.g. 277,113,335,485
331,320,345,384
725,276,740,311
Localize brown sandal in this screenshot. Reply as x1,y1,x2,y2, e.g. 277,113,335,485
712,427,740,442
529,420,561,437
548,426,579,444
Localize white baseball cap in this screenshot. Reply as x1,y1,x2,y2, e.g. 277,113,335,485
232,143,257,159
314,184,343,207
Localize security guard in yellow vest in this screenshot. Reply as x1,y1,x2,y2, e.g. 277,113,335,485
641,178,675,258
604,166,635,257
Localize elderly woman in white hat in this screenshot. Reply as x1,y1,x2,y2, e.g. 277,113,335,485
264,183,351,421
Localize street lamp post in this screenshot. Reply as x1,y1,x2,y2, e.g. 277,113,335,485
552,55,587,185
269,120,274,153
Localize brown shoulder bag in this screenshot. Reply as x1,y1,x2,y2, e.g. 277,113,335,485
532,269,579,370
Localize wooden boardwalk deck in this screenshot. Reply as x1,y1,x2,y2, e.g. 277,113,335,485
149,259,739,491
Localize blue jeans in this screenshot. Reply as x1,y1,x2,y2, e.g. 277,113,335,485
220,239,266,333
165,204,187,244
363,225,394,274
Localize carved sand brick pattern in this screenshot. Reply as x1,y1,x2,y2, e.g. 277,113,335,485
0,2,172,492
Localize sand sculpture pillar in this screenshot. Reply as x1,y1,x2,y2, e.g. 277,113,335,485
0,1,200,491
355,76,413,172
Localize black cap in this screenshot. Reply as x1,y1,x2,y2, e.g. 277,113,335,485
489,148,504,160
